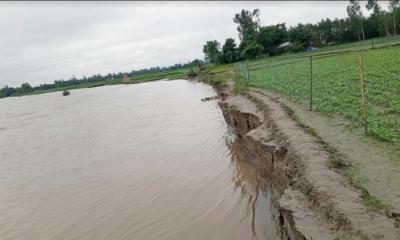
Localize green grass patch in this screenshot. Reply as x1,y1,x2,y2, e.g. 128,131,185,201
233,75,248,95
361,190,390,212
199,65,234,87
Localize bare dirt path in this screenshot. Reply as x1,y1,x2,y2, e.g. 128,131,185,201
250,87,400,215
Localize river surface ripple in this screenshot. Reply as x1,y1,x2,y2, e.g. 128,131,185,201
0,80,278,240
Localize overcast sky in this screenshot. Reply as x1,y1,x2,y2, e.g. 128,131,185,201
0,1,390,87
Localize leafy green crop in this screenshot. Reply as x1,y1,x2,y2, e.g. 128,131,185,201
244,47,400,142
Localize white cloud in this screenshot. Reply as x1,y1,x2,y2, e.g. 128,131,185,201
0,1,388,87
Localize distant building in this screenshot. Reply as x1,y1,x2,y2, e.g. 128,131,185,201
278,41,292,49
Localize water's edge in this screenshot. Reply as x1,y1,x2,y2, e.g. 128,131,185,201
210,83,304,239
209,79,399,240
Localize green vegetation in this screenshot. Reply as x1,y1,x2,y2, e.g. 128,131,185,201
361,189,390,211
197,64,233,87
345,169,391,212
203,1,400,64
202,1,400,143
241,46,400,143
200,0,400,144
233,75,247,95
0,60,201,98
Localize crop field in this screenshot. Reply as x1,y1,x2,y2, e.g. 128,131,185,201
240,46,400,142
129,68,188,83
314,35,400,53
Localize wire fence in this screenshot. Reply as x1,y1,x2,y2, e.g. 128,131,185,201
235,42,400,143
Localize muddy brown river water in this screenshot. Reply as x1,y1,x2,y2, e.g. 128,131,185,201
0,80,278,240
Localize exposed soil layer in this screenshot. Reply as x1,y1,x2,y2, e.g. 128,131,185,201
212,81,399,239
250,88,400,215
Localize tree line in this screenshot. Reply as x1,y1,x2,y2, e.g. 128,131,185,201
0,59,204,98
203,0,400,64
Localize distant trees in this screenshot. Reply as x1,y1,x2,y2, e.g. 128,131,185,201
366,0,383,37
221,38,239,63
0,59,205,98
203,40,221,64
233,9,260,43
347,0,365,40
0,85,16,98
389,0,400,35
257,23,288,55
289,23,318,49
0,83,33,98
202,0,400,63
18,83,33,94
233,9,262,59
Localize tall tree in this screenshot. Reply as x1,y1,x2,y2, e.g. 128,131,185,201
366,0,383,37
256,23,288,55
202,40,221,64
242,42,263,59
347,0,365,40
389,0,400,35
221,38,238,63
233,9,260,42
289,23,318,49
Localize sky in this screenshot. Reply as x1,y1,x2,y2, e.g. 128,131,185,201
0,1,390,87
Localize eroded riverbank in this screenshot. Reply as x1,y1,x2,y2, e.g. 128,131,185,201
208,78,400,239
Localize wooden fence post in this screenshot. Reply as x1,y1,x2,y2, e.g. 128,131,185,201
359,54,368,135
309,56,313,111
246,60,250,81
287,60,292,100
235,63,237,75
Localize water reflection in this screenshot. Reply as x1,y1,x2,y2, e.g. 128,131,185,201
228,138,278,240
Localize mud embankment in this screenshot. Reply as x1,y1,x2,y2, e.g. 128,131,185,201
210,80,399,240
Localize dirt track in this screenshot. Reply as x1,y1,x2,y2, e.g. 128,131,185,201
250,87,400,215
214,81,400,239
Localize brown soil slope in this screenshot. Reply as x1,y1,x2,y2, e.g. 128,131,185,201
216,83,399,239
251,88,400,214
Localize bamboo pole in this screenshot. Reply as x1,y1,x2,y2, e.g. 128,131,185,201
273,63,276,92
359,54,368,135
263,59,268,88
309,56,313,111
287,60,292,100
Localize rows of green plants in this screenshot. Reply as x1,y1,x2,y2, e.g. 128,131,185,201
245,47,400,142
129,68,188,82
315,35,400,53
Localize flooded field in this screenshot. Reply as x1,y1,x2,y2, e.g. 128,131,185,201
0,80,278,240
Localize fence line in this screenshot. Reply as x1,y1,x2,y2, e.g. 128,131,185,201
234,42,400,142
309,56,313,111
359,54,368,135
